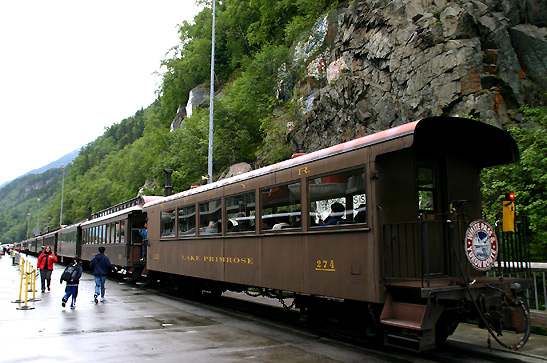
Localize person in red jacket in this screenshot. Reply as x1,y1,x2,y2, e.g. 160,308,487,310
37,246,58,292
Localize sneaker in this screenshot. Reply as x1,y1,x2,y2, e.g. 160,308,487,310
70,304,76,309
94,294,98,304
62,297,67,307
100,297,106,302
47,286,50,291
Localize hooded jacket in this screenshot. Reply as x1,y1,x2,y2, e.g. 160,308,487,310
89,253,116,277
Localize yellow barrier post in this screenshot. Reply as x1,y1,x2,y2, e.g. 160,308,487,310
28,265,41,302
17,262,35,310
28,261,35,292
11,258,25,304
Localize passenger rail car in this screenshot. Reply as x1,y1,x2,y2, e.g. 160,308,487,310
57,222,82,263
143,117,531,351
80,196,162,273
37,229,59,254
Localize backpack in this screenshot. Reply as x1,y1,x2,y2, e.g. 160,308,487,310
61,265,77,282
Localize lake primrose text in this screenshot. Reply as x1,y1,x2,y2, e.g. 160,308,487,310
181,255,254,264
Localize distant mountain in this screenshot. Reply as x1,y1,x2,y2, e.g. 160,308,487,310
0,148,80,189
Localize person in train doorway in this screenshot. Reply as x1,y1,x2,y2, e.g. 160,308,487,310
60,258,83,309
139,223,148,260
319,202,345,226
37,246,58,293
89,246,117,303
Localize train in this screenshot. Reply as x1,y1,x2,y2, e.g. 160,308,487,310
15,116,532,352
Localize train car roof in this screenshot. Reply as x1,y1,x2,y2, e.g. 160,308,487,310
144,117,519,209
412,116,519,167
81,205,143,227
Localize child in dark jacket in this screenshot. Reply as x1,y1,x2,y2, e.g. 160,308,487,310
60,259,83,309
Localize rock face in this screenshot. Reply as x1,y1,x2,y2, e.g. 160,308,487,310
170,85,209,131
290,0,547,153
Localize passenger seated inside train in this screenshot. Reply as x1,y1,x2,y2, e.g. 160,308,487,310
232,213,254,232
354,204,366,223
201,220,218,234
290,211,302,228
261,217,275,230
319,202,345,226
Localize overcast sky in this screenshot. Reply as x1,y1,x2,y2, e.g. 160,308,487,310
0,1,205,186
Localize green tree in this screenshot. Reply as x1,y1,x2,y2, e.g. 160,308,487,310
482,107,547,260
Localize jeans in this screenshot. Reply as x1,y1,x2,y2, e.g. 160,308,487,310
94,275,107,297
63,285,79,306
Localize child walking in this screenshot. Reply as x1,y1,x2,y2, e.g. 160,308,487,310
60,259,83,309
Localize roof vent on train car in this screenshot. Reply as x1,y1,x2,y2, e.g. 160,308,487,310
164,169,173,196
292,153,307,158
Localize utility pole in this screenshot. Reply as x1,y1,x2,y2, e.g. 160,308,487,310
207,0,216,184
60,164,65,226
36,198,41,235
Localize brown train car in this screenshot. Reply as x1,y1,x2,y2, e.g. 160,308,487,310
36,228,61,255
57,222,82,263
80,196,162,273
143,116,531,351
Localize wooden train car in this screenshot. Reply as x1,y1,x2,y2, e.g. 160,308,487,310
57,222,82,263
36,229,59,254
143,116,531,351
80,196,162,273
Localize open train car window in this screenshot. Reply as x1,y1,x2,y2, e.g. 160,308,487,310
178,205,196,236
161,209,176,238
115,221,121,243
199,199,222,235
226,191,256,233
309,167,367,227
260,182,302,231
418,167,435,212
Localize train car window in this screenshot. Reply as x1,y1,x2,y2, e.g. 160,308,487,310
199,199,222,235
115,222,121,243
109,223,115,243
226,192,255,233
105,224,110,243
418,167,435,211
178,205,196,236
309,168,367,227
161,209,176,238
260,182,302,231
121,221,126,244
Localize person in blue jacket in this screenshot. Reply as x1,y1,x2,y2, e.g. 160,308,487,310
89,247,117,303
60,258,83,309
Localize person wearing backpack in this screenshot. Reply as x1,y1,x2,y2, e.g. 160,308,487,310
89,247,117,303
37,246,58,293
60,259,83,309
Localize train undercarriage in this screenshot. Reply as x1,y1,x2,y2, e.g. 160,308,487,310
134,268,531,353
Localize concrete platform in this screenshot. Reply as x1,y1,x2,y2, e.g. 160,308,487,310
1,254,546,362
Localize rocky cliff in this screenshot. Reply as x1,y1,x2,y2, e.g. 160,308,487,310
289,0,547,153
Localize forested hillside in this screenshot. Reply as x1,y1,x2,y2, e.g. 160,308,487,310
1,0,546,259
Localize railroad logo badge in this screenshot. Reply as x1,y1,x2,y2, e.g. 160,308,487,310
465,220,498,271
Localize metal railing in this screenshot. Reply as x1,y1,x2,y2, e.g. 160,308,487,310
383,217,461,288
383,213,532,290
488,263,547,311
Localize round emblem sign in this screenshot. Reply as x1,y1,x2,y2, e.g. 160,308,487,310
465,220,498,271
